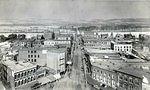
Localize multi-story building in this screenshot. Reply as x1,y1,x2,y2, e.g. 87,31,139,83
111,41,132,52
44,40,70,47
86,49,143,90
84,38,111,50
91,65,118,89
55,34,71,41
47,48,67,74
1,60,38,90
26,39,44,47
115,68,142,90
82,32,113,50
43,31,53,40
114,34,124,42
18,47,47,66
91,65,142,90
18,47,67,74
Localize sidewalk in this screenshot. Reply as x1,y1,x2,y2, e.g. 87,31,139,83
0,81,6,90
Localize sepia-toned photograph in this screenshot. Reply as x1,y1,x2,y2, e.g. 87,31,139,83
0,0,150,90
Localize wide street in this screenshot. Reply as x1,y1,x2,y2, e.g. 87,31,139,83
53,36,91,90
0,81,6,90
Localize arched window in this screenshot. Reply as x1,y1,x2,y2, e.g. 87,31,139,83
23,79,25,84
25,79,27,83
14,75,17,79
18,74,20,78
24,72,26,76
28,77,31,82
21,80,23,85
31,77,33,81
21,73,24,77
28,71,30,75
31,70,33,73
33,77,36,80
33,69,36,73
18,81,20,86
15,82,17,87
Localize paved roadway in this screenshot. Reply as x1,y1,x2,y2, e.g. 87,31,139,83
53,36,91,90
0,81,6,90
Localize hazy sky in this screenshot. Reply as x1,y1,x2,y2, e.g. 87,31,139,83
0,0,150,23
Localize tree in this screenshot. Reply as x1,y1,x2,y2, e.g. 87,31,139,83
18,34,26,40
0,35,7,42
7,34,17,41
41,35,45,40
52,32,55,39
139,34,145,43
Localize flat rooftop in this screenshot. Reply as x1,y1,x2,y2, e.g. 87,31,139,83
3,60,36,73
37,74,56,85
116,67,143,78
88,49,143,78
86,49,123,60
85,49,115,54
111,41,132,45
19,47,67,53
92,61,143,78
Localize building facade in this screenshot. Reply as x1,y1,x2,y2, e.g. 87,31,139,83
111,41,132,52
115,70,142,90
18,47,47,66
1,60,38,90
84,39,111,50
91,66,142,90
92,66,118,89
44,40,70,47
47,48,66,74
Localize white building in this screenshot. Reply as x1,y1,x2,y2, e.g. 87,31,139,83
111,41,132,52
44,40,70,47
1,60,37,90
47,48,66,74
55,34,71,41
18,47,66,74
84,38,111,50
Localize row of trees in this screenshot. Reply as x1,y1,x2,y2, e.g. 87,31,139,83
100,24,142,30
0,34,26,42
77,24,142,31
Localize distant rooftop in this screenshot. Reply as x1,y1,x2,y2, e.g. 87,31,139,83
45,39,70,41
116,66,143,78
92,61,143,79
111,41,132,44
19,46,67,53
84,38,112,42
85,49,115,54
88,49,143,78
37,74,56,85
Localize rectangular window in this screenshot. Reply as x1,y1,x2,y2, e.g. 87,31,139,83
34,59,36,62
28,59,30,61
28,51,30,53
34,51,36,53
28,55,30,58
31,55,33,58
31,51,33,53
34,55,36,58
38,55,39,58
14,75,17,79
120,76,123,80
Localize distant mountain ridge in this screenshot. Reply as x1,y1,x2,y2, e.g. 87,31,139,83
0,18,150,27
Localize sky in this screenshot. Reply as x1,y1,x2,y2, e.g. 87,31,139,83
0,0,150,23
